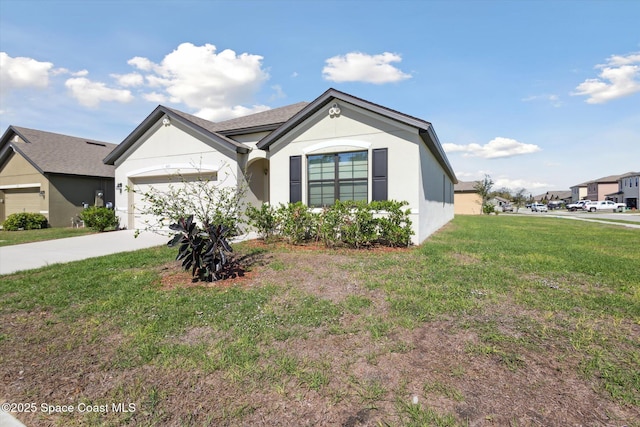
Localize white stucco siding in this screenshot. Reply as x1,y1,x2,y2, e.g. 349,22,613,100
418,141,455,243
268,103,421,212
112,120,239,229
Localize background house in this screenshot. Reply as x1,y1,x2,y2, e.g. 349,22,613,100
613,172,639,209
105,88,458,244
570,182,589,202
0,126,116,227
537,190,571,202
454,181,482,215
586,174,623,201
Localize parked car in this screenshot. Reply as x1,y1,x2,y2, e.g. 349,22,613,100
531,203,548,212
566,200,590,212
547,201,565,210
583,200,626,212
502,203,514,212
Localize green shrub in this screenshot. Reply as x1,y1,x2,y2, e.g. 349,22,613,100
338,201,378,248
245,203,279,241
318,201,349,247
483,203,496,215
371,200,413,247
79,206,119,232
247,200,414,248
2,212,48,231
277,202,317,245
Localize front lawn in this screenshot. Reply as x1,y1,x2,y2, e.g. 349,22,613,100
0,227,96,246
1,216,638,426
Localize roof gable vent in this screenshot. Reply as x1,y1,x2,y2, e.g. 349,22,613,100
12,135,22,143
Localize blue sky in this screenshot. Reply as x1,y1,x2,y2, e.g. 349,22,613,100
1,0,639,195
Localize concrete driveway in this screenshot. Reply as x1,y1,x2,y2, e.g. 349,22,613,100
0,230,168,275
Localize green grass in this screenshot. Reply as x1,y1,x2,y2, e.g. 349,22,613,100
1,215,638,426
0,226,96,246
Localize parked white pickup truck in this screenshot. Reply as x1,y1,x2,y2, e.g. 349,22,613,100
583,200,626,212
566,200,590,211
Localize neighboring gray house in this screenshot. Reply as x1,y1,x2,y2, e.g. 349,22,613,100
0,126,116,227
608,172,639,209
105,88,458,244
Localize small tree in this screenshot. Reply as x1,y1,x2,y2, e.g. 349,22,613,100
131,164,248,282
130,165,248,237
512,188,527,213
473,174,494,215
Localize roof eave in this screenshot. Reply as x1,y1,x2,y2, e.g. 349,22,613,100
420,127,458,184
104,106,249,165
0,128,47,175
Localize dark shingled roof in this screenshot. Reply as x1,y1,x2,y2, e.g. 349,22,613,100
163,102,308,135
0,126,116,178
454,181,478,192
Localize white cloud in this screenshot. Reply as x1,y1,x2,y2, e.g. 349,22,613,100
128,56,155,72
0,52,53,89
443,137,541,159
322,52,411,84
111,72,144,87
195,104,271,122
494,177,548,191
572,52,640,103
65,77,134,108
127,42,269,119
522,93,562,107
143,92,168,103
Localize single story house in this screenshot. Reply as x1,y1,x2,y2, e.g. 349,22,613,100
0,126,116,227
533,190,571,203
454,181,481,215
104,88,457,244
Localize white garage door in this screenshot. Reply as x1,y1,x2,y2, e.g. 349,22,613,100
130,174,216,230
5,188,41,216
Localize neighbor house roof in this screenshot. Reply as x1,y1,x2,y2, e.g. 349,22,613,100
454,181,478,192
257,88,457,183
570,181,590,189
0,126,116,178
534,190,572,201
104,103,309,165
588,174,626,184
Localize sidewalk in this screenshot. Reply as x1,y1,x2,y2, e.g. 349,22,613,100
0,230,168,275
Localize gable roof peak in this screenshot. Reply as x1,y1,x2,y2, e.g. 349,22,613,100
0,125,116,178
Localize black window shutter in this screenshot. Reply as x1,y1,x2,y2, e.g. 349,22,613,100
372,148,388,201
290,155,302,203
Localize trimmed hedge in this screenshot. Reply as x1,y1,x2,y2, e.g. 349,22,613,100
2,212,48,231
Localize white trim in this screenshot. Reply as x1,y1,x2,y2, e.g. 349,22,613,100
126,163,220,178
302,140,371,154
0,183,41,190
39,211,49,214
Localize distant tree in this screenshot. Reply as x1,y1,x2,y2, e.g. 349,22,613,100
512,188,527,212
474,175,494,215
492,187,512,200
